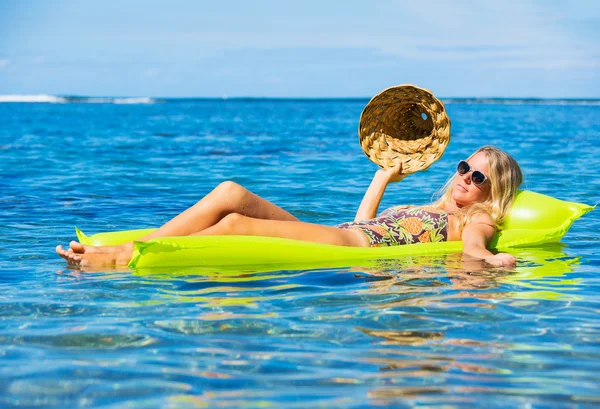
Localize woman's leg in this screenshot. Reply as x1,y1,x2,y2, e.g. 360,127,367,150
141,181,299,239
195,213,370,246
57,214,370,267
67,181,299,253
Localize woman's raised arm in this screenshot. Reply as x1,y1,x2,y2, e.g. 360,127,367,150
354,166,405,222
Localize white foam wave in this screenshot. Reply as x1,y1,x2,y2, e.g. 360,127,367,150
0,95,156,104
0,94,67,103
112,97,155,104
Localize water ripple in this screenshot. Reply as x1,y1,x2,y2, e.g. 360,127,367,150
0,101,598,407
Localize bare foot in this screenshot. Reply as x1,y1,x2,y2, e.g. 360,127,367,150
69,241,133,254
57,245,132,267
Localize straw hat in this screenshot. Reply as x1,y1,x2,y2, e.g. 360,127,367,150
359,84,451,174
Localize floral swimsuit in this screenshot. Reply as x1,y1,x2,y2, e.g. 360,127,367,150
336,205,449,247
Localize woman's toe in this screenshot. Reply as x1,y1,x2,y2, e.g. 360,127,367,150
69,253,79,261
70,241,86,253
56,245,68,258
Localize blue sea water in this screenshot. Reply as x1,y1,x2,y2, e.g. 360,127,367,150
0,98,599,408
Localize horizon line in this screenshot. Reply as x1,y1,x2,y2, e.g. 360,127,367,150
1,94,600,101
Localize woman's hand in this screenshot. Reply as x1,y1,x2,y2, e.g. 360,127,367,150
377,163,406,183
484,253,517,267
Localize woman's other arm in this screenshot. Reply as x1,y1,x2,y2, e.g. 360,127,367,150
354,166,405,222
461,215,516,267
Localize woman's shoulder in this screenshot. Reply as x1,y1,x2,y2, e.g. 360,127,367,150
465,211,496,230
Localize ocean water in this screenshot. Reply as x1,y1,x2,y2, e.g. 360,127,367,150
0,98,599,408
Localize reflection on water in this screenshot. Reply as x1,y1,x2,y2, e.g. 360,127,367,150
10,333,157,349
353,245,583,301
357,328,444,345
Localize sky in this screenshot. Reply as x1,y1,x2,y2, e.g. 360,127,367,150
0,0,598,98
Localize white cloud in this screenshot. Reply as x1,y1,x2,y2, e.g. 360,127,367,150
0,59,9,69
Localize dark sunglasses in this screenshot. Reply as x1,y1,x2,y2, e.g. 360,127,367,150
457,160,489,185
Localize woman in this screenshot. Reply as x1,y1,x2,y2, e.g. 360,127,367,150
56,146,522,267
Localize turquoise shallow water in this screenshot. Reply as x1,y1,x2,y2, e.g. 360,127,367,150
0,99,599,408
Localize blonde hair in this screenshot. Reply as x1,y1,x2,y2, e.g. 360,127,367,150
432,146,523,232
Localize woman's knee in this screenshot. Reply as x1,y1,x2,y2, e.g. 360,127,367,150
213,181,247,200
199,181,247,209
217,212,247,234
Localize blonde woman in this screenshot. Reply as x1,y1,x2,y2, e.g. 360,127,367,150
57,146,522,268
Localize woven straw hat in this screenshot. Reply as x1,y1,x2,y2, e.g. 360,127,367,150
359,84,451,174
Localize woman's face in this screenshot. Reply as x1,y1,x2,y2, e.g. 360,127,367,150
451,151,492,207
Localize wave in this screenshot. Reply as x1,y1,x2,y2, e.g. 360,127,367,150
0,94,157,104
0,94,68,103
112,97,155,104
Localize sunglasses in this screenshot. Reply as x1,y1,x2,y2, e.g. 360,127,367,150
457,160,489,185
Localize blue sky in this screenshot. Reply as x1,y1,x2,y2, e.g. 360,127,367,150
0,0,598,98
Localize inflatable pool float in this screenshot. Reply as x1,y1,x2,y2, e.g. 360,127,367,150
75,191,593,269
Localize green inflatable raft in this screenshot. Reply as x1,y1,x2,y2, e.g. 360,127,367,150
75,191,593,269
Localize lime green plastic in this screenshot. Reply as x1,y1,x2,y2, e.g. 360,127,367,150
75,190,593,269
